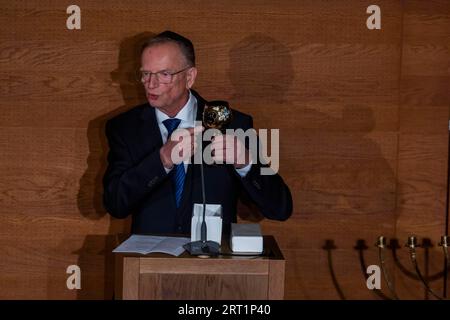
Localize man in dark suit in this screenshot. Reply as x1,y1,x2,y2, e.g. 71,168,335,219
103,31,292,235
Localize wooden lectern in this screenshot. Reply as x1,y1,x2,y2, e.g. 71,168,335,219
114,235,285,300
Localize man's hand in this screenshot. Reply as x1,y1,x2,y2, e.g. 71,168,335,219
210,134,251,169
160,126,204,169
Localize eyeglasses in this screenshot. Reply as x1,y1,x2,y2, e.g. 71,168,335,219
137,66,191,84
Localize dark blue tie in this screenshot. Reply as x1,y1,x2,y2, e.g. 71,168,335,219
163,118,185,208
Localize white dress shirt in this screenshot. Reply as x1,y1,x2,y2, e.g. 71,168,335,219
155,91,251,177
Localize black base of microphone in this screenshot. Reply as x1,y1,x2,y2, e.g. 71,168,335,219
183,240,220,257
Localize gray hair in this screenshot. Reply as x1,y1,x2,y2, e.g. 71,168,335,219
141,30,195,67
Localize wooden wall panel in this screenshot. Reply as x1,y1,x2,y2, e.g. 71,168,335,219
396,0,450,299
0,0,448,300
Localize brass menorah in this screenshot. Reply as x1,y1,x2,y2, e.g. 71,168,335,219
375,235,449,300
324,235,450,300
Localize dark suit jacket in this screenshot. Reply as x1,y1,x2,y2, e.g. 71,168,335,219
103,90,293,234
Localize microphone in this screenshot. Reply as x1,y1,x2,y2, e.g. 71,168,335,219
183,101,233,257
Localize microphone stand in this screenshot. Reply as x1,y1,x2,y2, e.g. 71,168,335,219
183,129,220,257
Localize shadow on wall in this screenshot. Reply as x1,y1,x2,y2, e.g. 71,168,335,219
229,35,397,301
229,33,294,104
73,32,154,299
294,104,397,216
228,33,396,220
228,34,294,223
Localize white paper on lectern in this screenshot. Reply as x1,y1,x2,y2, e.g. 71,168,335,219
190,204,222,245
112,235,190,256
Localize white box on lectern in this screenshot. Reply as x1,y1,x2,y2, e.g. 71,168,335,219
190,204,222,245
230,223,263,253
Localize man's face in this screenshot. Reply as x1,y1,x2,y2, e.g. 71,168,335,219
140,42,197,115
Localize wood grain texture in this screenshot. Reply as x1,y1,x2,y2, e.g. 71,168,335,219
117,254,276,300
140,274,269,300
395,0,450,299
0,0,449,300
268,260,285,299
122,257,139,300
